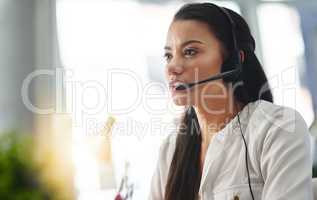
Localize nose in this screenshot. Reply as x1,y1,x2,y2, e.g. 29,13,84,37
166,57,185,76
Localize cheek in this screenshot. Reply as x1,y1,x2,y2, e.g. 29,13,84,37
164,66,172,82
187,54,223,83
188,54,226,98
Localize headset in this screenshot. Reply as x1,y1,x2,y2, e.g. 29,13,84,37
177,4,255,200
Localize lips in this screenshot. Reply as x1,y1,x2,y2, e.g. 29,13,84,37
169,80,184,88
168,80,187,92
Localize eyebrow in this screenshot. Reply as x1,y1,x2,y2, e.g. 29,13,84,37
164,40,203,50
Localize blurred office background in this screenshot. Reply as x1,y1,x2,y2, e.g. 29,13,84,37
1,0,317,199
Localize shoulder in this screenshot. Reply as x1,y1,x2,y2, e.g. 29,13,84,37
249,102,314,199
158,133,177,167
248,100,311,156
248,99,308,134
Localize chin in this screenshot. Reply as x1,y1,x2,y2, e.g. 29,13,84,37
172,96,192,106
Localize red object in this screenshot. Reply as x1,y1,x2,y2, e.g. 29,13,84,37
114,194,123,200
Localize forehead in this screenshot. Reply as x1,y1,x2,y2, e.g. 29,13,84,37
166,20,216,46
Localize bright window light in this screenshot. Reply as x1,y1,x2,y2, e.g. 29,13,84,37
257,3,314,125
56,0,184,199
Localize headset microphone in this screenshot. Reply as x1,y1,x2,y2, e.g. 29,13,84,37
175,67,241,91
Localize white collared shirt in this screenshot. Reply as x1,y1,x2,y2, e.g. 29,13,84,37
148,100,313,200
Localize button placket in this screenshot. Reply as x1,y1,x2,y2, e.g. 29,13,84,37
199,136,225,193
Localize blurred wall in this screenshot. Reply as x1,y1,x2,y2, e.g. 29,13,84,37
0,0,63,133
0,0,36,132
0,0,74,198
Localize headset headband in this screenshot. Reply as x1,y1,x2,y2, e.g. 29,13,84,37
217,7,239,54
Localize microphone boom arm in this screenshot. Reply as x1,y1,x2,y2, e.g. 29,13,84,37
175,68,241,90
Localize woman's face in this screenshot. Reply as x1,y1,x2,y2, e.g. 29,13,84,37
165,19,227,107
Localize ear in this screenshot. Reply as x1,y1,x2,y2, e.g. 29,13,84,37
239,50,245,63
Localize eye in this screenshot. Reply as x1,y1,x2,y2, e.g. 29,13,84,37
164,52,172,62
184,48,197,57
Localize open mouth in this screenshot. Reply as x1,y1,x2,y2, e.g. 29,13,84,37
169,81,188,92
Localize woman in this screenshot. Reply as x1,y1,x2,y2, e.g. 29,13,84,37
149,2,313,200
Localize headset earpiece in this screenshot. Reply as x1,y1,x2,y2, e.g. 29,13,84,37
221,50,242,82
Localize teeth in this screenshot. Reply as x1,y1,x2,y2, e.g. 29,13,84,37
174,82,184,87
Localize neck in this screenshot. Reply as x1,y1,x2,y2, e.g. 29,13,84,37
193,98,242,146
